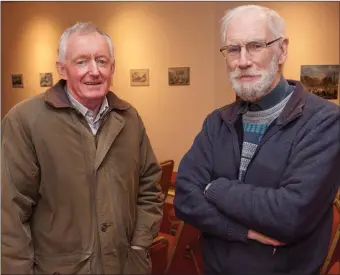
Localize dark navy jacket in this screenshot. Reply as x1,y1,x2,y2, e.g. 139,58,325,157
174,80,340,274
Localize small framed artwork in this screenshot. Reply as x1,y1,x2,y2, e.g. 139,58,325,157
11,74,24,88
300,65,339,100
168,67,190,86
40,72,53,87
130,69,149,86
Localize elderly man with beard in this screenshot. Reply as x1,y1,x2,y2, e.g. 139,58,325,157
174,5,340,275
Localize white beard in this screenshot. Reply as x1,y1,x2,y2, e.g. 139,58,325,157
229,55,279,102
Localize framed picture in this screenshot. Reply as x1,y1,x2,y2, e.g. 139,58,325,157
40,73,53,87
168,67,190,86
11,74,24,88
130,69,149,86
300,65,339,100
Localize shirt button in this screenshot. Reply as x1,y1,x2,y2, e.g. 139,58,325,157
101,223,109,232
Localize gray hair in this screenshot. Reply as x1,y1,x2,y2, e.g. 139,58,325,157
57,22,114,63
220,5,286,43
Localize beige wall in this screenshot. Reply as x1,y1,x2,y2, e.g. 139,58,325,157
2,1,339,170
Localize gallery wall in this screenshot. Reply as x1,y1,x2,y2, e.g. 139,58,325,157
2,1,339,169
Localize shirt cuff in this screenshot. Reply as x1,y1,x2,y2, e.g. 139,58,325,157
204,182,212,195
131,245,145,250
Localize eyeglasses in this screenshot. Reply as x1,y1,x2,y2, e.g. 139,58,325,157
220,37,282,59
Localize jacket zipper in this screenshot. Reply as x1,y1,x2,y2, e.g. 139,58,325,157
226,123,242,172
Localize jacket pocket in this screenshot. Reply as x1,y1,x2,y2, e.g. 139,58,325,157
33,253,92,274
122,248,151,275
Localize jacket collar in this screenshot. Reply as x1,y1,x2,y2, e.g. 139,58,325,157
220,79,308,125
249,76,293,111
44,79,131,111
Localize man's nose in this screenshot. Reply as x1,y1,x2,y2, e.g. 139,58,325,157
88,60,100,75
237,47,252,69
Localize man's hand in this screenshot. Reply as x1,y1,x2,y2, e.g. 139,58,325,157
247,230,285,246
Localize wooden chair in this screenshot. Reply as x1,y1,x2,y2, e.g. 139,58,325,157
157,220,185,274
150,236,169,275
159,160,176,233
171,171,177,188
159,221,202,275
320,190,340,274
159,160,175,201
167,172,178,219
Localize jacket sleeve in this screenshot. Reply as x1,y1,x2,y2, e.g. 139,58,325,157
130,115,164,249
174,114,248,242
204,108,340,244
1,111,40,274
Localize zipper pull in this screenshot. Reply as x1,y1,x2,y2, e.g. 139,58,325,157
272,247,276,256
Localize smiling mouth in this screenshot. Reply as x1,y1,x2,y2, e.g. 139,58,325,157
84,82,102,85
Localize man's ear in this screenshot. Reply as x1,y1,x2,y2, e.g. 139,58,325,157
109,60,115,88
56,61,67,80
278,38,289,65
111,60,115,75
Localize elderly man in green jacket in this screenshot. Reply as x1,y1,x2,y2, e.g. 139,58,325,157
1,22,164,274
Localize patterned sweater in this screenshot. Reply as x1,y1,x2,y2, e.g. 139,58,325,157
238,93,293,181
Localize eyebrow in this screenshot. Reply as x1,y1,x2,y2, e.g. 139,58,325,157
227,38,267,45
95,55,110,60
72,54,110,61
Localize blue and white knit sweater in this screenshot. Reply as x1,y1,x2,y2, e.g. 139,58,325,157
238,92,293,181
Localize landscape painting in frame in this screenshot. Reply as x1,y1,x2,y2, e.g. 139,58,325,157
130,69,149,86
168,67,190,86
40,72,53,87
11,74,24,88
300,65,339,100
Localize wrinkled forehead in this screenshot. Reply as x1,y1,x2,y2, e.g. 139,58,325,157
65,32,111,60
226,11,271,44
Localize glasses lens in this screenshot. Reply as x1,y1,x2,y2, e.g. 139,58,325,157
247,42,265,53
227,45,240,56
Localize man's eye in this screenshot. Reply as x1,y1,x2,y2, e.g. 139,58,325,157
228,46,239,53
76,60,86,65
249,43,263,50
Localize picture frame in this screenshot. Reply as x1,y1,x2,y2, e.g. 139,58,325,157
168,67,190,86
300,65,339,100
11,74,24,88
130,69,149,86
40,72,53,87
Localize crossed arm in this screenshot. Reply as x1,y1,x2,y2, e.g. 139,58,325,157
175,109,340,245
204,110,340,244
174,116,249,243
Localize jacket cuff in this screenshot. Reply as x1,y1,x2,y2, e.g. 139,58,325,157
205,179,248,243
204,178,231,204
131,230,153,248
226,219,248,243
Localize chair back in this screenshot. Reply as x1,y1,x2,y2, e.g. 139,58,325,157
150,236,169,275
159,160,175,200
320,191,340,274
